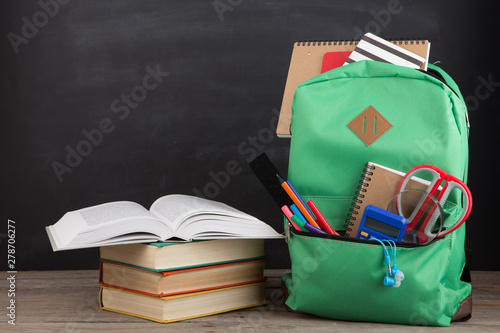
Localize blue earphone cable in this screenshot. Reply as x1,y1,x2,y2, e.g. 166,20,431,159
371,237,403,287
386,240,397,267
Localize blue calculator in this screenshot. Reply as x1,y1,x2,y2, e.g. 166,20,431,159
356,205,407,242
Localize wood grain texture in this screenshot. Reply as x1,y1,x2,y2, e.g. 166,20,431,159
1,270,499,332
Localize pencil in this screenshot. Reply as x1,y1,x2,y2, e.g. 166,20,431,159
277,175,321,229
306,200,340,235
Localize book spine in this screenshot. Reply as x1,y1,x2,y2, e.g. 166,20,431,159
344,163,376,237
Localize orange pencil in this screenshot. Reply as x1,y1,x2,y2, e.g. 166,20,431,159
277,175,321,229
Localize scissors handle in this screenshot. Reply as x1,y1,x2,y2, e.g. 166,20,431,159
398,165,472,241
435,179,472,237
397,166,442,230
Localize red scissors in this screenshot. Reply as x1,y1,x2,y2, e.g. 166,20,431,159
397,165,472,244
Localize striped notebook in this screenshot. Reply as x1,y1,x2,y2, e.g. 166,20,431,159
344,33,427,70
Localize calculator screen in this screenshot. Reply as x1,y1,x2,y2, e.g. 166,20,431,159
364,217,400,238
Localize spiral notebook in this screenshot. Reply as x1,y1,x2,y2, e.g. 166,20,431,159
277,38,431,137
344,162,432,238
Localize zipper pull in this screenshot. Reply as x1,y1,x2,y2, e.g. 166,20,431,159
464,105,470,129
285,222,291,243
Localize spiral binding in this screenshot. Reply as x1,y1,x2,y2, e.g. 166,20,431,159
343,164,376,237
386,37,427,45
295,38,427,47
295,40,359,47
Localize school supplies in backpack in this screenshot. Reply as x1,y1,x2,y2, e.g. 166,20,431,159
281,58,471,326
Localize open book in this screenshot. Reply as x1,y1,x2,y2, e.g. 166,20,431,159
46,194,283,251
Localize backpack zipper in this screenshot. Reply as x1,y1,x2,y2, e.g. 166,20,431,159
422,68,470,129
287,222,438,248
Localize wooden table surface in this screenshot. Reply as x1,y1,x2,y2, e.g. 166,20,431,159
1,269,499,332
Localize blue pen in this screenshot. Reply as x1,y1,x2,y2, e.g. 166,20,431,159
287,180,315,217
290,204,307,224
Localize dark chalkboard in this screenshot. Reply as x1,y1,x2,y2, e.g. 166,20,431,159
1,0,499,270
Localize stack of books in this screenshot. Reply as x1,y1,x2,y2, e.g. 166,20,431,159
46,194,283,323
98,239,269,323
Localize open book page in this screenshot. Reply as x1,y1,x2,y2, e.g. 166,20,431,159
150,195,255,228
175,215,282,240
47,201,174,250
149,194,282,239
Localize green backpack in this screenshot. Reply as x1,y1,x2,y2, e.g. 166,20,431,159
282,60,471,326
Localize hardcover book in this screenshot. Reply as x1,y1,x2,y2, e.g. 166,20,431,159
99,258,268,296
99,282,267,323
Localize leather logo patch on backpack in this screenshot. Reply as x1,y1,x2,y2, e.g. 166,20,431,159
347,105,392,146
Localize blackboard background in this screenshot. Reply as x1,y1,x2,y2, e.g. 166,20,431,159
1,0,498,270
